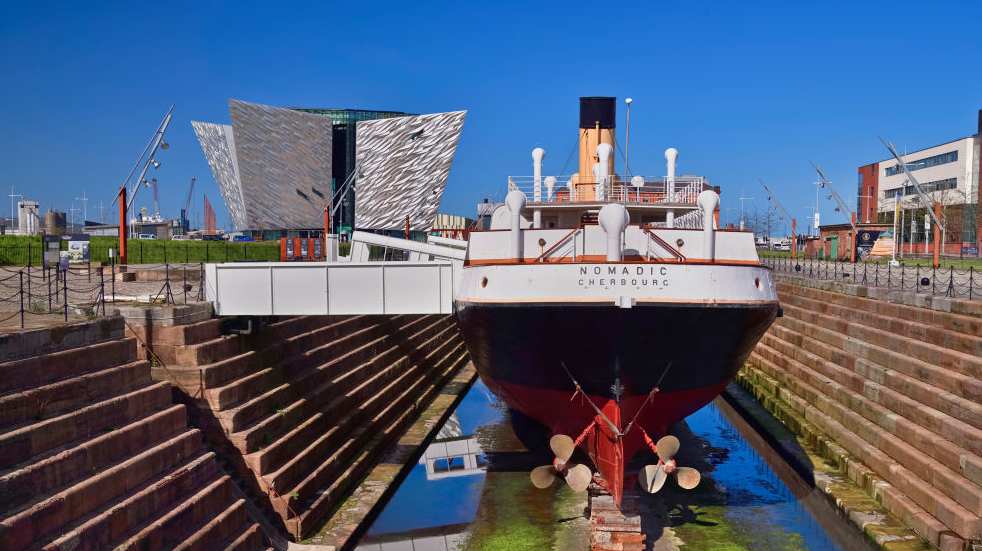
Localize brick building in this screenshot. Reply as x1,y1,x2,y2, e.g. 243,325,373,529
856,108,981,257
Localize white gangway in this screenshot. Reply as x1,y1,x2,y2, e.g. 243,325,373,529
205,231,467,316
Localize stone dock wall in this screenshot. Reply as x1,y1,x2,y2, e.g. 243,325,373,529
1,306,470,548
0,316,268,550
740,275,982,551
126,309,470,541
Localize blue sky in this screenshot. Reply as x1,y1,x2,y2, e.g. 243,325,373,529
2,1,980,234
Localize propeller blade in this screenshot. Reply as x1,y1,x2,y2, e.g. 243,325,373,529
638,464,668,494
530,465,558,489
549,434,576,462
564,463,592,492
655,435,680,462
676,467,701,490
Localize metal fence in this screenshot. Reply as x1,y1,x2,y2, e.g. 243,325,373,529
0,263,205,329
763,257,980,301
0,240,281,267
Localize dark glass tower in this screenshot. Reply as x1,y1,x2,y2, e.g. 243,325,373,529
294,108,411,235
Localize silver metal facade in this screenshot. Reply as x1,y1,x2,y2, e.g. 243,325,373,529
191,121,248,230
354,111,466,231
228,100,333,229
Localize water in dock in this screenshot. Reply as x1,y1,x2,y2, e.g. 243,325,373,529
356,380,878,551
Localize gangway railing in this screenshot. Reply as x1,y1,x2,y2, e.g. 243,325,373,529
205,231,468,316
205,261,455,316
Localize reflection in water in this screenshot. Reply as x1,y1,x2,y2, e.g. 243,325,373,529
357,381,497,549
420,433,486,480
358,380,875,551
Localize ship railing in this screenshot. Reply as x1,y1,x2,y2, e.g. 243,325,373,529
506,176,705,206
648,208,707,229
536,226,582,262
641,226,686,262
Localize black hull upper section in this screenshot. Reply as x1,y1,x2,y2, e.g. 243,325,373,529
455,301,778,400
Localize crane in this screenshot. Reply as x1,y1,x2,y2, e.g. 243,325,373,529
811,162,859,262
151,178,160,219
181,177,196,233
759,179,798,257
880,137,944,267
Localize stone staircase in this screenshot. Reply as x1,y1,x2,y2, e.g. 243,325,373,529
744,277,982,550
0,316,268,551
144,313,470,539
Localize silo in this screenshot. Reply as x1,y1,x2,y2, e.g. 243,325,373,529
45,210,67,235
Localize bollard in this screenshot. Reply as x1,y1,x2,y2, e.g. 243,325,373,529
63,266,68,322
19,271,25,328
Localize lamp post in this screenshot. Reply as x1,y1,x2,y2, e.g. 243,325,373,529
624,98,633,176
8,186,22,232
856,193,873,223
75,191,88,228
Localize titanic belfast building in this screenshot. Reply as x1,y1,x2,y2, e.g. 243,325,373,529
192,99,466,239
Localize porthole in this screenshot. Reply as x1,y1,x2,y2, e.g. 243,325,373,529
676,238,684,247
754,277,761,289
481,277,488,288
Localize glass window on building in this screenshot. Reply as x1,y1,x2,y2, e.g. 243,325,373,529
885,150,958,176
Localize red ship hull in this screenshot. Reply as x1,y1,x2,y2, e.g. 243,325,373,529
456,300,777,505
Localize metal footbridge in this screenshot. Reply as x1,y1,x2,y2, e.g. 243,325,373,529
204,231,466,316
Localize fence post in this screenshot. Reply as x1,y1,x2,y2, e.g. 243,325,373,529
111,260,116,303
206,242,210,262
198,262,204,301
27,242,32,268
970,267,974,301
183,265,188,305
164,244,167,265
63,265,68,322
932,266,936,294
47,268,52,312
27,266,31,305
225,242,229,263
99,268,105,315
915,265,919,293
19,271,25,329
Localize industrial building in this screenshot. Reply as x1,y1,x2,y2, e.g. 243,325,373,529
857,109,981,256
17,201,39,235
193,99,465,240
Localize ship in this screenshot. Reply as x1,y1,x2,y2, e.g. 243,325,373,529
454,97,780,506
